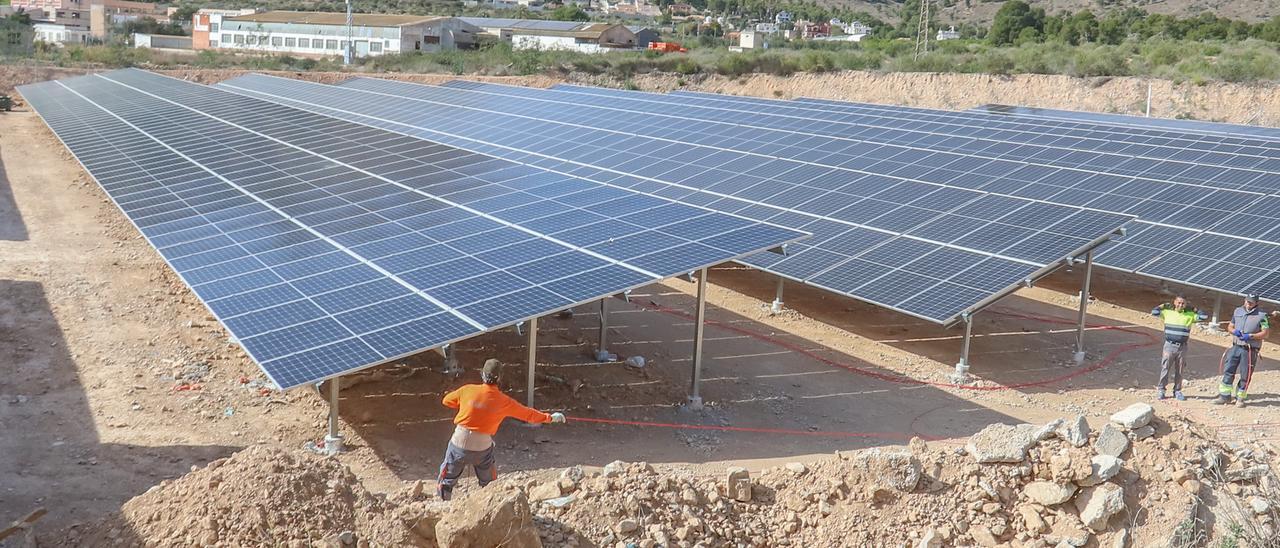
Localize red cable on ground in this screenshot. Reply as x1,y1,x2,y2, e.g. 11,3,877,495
642,303,1161,392
566,301,1164,441
567,415,946,442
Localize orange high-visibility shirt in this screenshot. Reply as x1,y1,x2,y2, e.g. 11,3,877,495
442,384,551,435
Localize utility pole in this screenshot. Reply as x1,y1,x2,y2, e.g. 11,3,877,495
344,0,353,66
914,0,930,60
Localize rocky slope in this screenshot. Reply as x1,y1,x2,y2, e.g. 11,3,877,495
33,404,1280,547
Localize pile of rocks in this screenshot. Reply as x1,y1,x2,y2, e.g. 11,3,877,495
517,402,1278,547
40,402,1280,548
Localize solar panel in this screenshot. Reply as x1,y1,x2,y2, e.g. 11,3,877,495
971,104,1280,142
514,83,1280,301
660,90,1280,165
217,74,1131,325
19,69,805,389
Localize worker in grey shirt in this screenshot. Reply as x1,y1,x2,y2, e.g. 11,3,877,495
1217,294,1271,408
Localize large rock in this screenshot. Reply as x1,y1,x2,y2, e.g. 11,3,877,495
917,528,942,548
725,467,752,502
1078,455,1123,487
396,502,445,547
1035,418,1065,441
602,460,627,478
970,524,1000,546
1057,415,1091,447
1075,483,1126,531
844,447,923,492
1046,516,1091,547
1094,424,1130,458
1024,481,1077,505
526,482,562,502
435,486,542,548
1109,403,1153,430
967,423,1041,464
1018,505,1048,533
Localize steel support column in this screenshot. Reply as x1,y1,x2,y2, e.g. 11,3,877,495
1210,294,1223,331
325,376,343,454
952,313,973,383
527,316,538,408
1073,251,1094,364
689,268,708,410
441,343,459,376
595,298,615,362
770,277,785,315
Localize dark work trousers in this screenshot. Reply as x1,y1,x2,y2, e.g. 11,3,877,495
437,442,497,501
1221,344,1261,400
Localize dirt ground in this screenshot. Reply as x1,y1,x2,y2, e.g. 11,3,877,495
3,94,1279,542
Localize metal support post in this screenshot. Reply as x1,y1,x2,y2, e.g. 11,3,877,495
594,298,615,362
770,277,785,315
1073,251,1094,365
527,316,538,408
951,313,972,383
325,376,344,454
1210,294,1223,331
689,268,708,410
441,343,459,376
343,0,353,65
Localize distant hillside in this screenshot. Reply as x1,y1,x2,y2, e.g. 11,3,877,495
817,0,1280,25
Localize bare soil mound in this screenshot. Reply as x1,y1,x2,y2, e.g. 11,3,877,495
54,446,412,547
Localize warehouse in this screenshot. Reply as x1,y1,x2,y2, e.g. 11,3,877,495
459,17,638,52
209,11,480,57
511,22,636,52
458,17,583,41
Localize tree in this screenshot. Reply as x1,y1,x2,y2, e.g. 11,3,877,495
549,5,589,21
987,0,1044,45
171,4,198,25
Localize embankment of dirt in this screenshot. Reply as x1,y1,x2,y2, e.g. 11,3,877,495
3,63,1278,128
41,407,1280,547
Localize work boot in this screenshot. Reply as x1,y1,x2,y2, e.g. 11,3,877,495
1214,395,1233,405
1157,388,1166,400
1236,399,1246,408
1174,391,1185,401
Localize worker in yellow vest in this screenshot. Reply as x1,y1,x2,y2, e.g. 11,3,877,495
1151,295,1207,401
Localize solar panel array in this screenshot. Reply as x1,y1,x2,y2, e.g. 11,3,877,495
427,80,1280,303
19,69,805,389
637,90,1280,301
972,104,1280,142
219,74,1131,325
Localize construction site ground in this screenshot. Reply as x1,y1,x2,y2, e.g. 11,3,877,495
2,92,1277,542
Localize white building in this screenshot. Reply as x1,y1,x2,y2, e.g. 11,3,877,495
33,21,91,45
133,32,192,49
209,11,479,57
458,17,585,42
739,29,762,49
937,26,960,40
512,23,636,53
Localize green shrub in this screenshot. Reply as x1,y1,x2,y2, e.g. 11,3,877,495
714,53,754,76
674,57,700,75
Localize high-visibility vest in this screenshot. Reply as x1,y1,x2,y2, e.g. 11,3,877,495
1152,306,1201,344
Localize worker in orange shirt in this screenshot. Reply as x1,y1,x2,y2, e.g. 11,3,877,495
437,358,565,500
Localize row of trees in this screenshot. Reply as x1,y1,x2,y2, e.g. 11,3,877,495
988,2,1280,46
